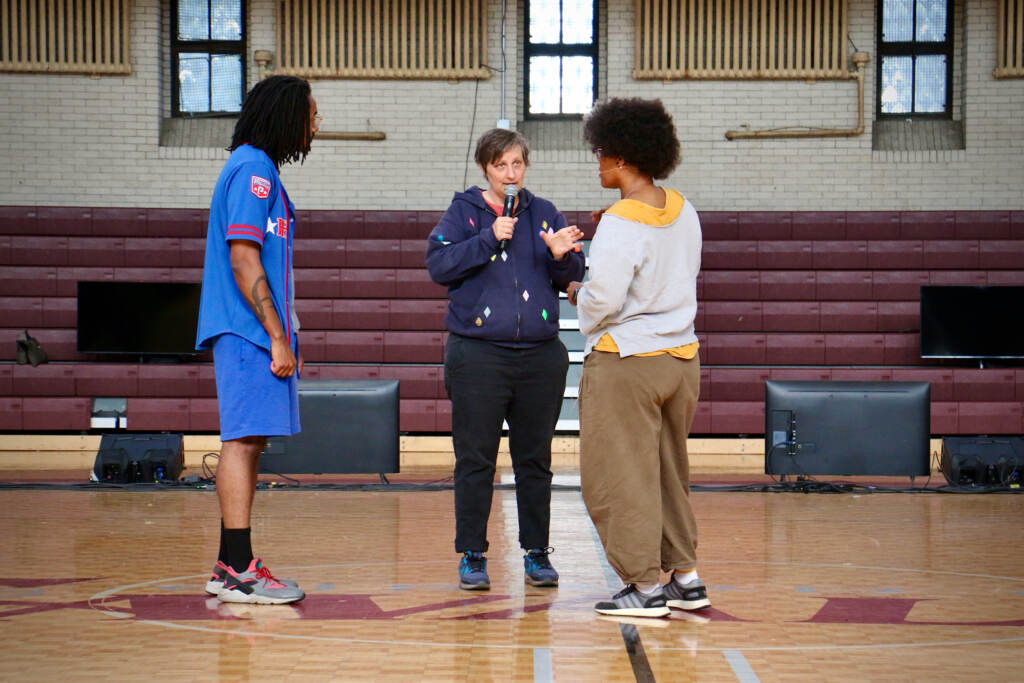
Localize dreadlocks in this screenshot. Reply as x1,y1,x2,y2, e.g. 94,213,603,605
229,75,312,168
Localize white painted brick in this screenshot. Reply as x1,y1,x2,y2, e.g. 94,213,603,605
0,0,1022,212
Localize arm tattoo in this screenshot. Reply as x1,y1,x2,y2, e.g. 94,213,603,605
247,275,274,323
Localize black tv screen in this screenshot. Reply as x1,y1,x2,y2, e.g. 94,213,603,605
765,380,930,477
920,286,1024,360
262,379,401,474
77,281,202,356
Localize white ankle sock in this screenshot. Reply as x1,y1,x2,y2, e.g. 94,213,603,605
637,582,661,595
674,570,698,585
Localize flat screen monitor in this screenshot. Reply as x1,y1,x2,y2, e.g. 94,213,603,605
262,379,401,474
77,281,202,356
920,285,1024,360
764,380,930,477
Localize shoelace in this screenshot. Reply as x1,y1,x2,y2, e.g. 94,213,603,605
527,547,554,569
464,553,486,573
254,563,284,587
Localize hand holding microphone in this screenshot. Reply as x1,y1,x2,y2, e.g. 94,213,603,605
496,184,518,250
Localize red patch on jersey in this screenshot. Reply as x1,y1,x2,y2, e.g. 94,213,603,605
250,175,271,199
276,217,289,238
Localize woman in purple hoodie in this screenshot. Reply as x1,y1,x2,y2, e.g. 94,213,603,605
426,128,585,591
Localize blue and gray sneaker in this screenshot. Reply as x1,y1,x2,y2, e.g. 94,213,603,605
524,547,559,587
458,551,490,590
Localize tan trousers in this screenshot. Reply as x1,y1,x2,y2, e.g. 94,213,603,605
579,350,701,586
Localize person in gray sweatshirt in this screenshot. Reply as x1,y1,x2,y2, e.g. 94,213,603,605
567,98,710,618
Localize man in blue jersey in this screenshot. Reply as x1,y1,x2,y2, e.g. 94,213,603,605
195,75,319,604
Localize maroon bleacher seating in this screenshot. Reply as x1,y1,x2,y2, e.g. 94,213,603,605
710,402,764,434
22,397,89,430
389,299,446,330
1,206,1021,437
0,398,22,429
75,364,140,397
702,301,763,332
294,239,345,268
792,212,846,240
758,240,813,269
189,398,220,432
812,240,868,269
759,271,815,300
820,301,877,332
333,299,390,330
766,333,826,365
11,236,69,266
126,398,191,431
762,301,820,331
124,237,181,268
12,364,75,396
0,297,43,327
341,268,396,298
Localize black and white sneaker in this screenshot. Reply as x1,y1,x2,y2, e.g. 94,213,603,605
594,585,670,618
663,578,711,610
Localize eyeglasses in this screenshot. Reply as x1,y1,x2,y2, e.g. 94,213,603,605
592,147,604,159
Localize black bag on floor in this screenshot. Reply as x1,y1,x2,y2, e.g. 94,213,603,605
16,329,48,367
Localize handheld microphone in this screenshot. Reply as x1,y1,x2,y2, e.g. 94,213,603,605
499,184,518,251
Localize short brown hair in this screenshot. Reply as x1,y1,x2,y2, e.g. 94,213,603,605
474,128,531,169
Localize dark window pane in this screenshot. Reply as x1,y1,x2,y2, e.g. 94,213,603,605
882,0,913,42
178,0,210,40
914,55,947,112
211,54,243,112
881,56,913,114
178,52,210,113
916,0,947,42
211,0,242,40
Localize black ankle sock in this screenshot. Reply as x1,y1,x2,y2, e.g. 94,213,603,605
217,520,227,565
222,527,253,574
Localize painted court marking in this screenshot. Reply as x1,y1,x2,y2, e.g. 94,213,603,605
85,560,1024,654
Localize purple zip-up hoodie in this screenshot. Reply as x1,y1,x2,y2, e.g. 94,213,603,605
425,186,585,346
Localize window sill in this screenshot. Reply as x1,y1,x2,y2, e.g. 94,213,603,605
871,118,964,152
159,116,237,149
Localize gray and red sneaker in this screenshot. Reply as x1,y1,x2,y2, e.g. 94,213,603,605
217,558,305,604
205,560,298,595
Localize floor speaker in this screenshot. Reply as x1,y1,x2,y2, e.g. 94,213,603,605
91,433,184,483
940,436,1023,487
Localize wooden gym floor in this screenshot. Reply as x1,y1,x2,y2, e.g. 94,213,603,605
1,459,1023,682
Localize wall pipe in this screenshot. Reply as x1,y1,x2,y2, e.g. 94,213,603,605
725,52,871,141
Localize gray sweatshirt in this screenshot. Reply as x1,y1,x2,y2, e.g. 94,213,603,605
577,191,702,357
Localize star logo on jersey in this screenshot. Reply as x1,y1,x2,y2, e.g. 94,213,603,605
265,217,288,239
250,175,271,199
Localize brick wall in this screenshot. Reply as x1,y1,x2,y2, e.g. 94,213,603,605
0,1,1022,213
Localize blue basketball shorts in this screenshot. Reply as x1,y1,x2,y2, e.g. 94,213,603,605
212,333,301,441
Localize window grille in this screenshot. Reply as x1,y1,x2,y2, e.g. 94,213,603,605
633,0,850,80
995,0,1024,77
277,0,489,79
0,0,131,74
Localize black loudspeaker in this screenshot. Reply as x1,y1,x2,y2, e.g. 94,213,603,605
91,433,184,483
940,436,1024,487
261,379,400,474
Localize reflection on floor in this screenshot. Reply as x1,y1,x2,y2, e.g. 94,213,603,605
0,467,1022,681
